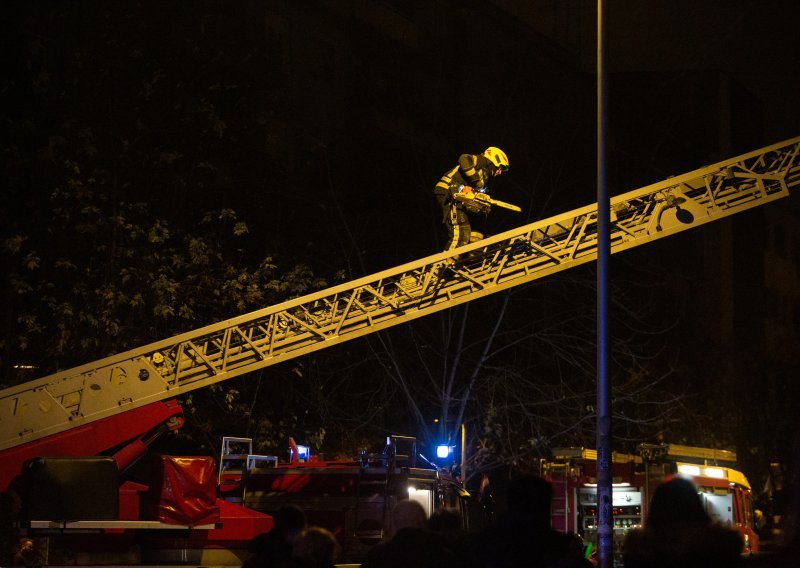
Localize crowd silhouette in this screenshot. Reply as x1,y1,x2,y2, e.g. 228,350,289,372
244,469,799,568
361,499,459,568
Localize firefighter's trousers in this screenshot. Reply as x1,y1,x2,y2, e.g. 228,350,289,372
437,199,471,252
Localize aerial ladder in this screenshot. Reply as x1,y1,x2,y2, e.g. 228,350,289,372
1,136,799,492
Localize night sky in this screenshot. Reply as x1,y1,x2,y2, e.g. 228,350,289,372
2,1,800,496
515,0,800,142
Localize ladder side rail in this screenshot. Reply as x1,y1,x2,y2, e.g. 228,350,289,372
2,137,798,452
7,135,798,397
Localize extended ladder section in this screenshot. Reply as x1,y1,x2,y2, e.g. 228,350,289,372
2,137,799,452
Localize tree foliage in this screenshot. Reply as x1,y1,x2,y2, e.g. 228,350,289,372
0,2,336,455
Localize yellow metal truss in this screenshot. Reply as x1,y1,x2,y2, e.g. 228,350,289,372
1,137,798,452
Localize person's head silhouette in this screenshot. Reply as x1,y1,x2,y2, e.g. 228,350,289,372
646,477,709,528
506,474,553,526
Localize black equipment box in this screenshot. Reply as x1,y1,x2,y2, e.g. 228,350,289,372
23,456,119,520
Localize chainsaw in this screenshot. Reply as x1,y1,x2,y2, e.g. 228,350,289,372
454,187,521,213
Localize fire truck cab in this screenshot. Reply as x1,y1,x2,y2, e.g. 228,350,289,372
641,443,760,556
538,443,759,564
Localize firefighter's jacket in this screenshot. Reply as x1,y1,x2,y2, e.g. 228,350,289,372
435,153,495,219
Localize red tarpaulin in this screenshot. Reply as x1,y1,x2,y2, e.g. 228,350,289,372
154,455,219,526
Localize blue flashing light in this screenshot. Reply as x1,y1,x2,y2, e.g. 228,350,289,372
436,445,451,459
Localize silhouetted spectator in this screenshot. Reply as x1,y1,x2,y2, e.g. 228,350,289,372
743,419,800,567
288,526,339,568
429,509,473,563
12,537,35,566
623,477,743,568
361,499,457,568
389,499,427,535
244,504,307,567
429,509,464,545
472,474,591,568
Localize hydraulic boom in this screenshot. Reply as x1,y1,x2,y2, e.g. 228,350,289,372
2,137,799,455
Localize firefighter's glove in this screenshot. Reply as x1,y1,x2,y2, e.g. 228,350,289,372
457,185,475,197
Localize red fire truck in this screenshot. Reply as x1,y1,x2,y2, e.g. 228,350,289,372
217,434,488,563
538,443,759,564
2,401,272,566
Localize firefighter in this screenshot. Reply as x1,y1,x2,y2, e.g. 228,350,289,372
434,146,509,254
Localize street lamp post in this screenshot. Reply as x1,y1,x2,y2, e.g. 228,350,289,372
596,1,613,567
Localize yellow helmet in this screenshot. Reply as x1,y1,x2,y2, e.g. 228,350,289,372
484,147,509,172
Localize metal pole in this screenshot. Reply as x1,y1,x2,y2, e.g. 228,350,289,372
596,1,613,567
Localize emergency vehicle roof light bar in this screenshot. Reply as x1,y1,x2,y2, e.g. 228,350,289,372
639,442,737,465
679,464,727,479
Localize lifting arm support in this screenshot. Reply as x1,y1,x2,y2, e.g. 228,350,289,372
1,137,798,454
